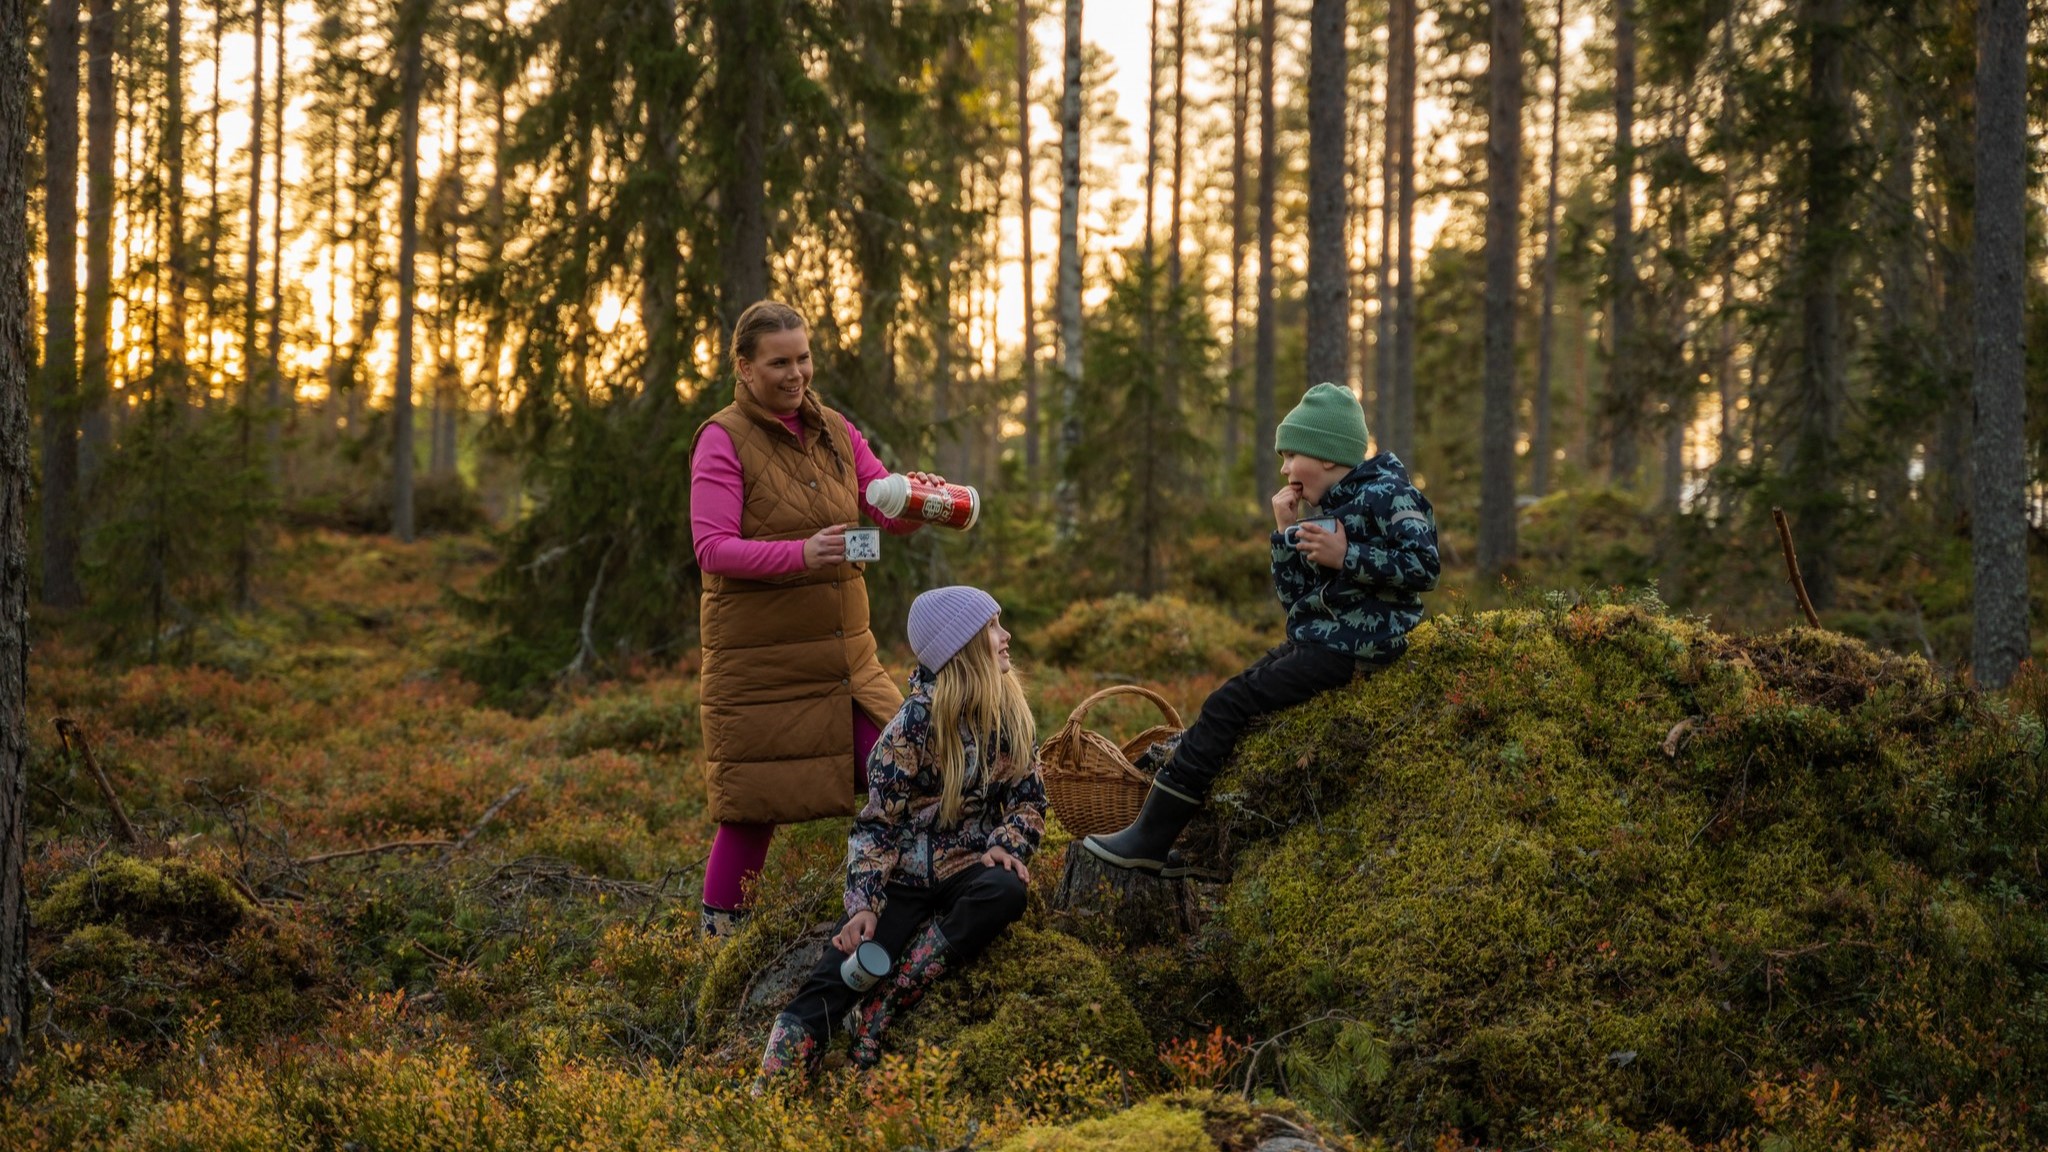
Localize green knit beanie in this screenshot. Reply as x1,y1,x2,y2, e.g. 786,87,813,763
1275,382,1369,465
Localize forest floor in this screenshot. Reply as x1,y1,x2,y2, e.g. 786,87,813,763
8,525,2045,1151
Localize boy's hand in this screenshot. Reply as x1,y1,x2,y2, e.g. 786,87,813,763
833,910,879,953
980,845,1031,884
1293,521,1348,569
1271,485,1302,530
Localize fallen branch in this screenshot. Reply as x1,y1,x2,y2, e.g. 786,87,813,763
450,785,526,855
54,718,142,847
296,839,456,866
1770,507,1823,629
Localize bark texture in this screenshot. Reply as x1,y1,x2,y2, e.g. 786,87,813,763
1479,0,1523,579
1305,0,1349,392
0,0,36,1079
1971,0,2028,689
41,0,82,607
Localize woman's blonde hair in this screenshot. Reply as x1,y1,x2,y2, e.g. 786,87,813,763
927,619,1036,828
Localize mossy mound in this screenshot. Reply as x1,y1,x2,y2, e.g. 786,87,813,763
995,1091,1353,1152
1207,603,2048,1143
1034,595,1266,679
35,854,251,941
899,924,1156,1097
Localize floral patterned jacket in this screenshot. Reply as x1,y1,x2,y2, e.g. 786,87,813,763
1271,451,1441,664
844,667,1048,917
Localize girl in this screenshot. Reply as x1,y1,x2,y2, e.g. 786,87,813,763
757,586,1046,1084
690,301,949,940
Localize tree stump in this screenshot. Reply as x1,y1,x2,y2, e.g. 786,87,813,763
1051,845,1197,948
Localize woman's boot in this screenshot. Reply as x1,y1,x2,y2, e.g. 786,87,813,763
752,1012,822,1094
848,920,950,1068
700,903,749,944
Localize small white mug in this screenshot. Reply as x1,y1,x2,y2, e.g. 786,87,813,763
844,528,882,563
1284,515,1342,547
840,940,892,991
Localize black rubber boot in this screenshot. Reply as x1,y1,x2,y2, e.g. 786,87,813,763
1081,776,1203,874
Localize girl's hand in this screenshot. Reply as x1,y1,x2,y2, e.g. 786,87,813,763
980,845,1030,884
833,910,879,953
1293,521,1349,570
1271,485,1302,530
804,523,851,569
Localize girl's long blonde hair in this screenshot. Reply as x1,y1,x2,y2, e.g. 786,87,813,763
927,619,1036,828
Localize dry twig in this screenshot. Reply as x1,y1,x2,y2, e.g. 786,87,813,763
54,717,142,847
1770,507,1824,629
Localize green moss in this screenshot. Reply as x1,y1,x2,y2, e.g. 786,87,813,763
994,1098,1217,1152
1201,606,2048,1144
902,925,1156,1097
44,924,154,980
35,855,250,941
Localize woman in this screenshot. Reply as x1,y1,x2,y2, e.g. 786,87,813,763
689,300,943,939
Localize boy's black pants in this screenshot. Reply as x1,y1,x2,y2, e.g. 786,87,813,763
782,862,1028,1043
1164,641,1371,797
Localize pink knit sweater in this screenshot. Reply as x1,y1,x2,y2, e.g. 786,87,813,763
691,409,919,579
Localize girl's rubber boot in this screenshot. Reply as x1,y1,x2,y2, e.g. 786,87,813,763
1081,776,1202,874
849,920,951,1069
751,1012,821,1095
700,903,749,944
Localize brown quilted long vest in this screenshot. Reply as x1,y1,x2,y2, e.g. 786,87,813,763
692,389,903,825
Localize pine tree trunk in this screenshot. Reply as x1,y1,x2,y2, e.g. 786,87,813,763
1478,0,1522,579
1531,0,1563,499
1791,0,1847,610
1253,0,1278,495
234,0,265,602
1017,0,1039,477
1226,0,1248,474
716,0,768,344
1971,0,2028,689
639,0,681,403
1305,0,1348,392
266,0,285,472
1607,0,1639,488
1054,0,1083,533
41,0,83,608
81,0,114,479
1375,30,1394,447
1144,0,1158,276
202,0,223,396
1715,1,1740,481
165,0,187,395
1,0,37,1079
1168,0,1186,297
392,0,425,543
1389,0,1417,462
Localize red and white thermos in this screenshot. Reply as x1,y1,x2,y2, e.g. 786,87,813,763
865,474,982,531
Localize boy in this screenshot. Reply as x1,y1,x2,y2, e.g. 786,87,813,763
1083,382,1440,873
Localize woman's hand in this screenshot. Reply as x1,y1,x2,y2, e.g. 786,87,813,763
1271,485,1302,531
1292,521,1349,569
804,523,851,569
906,471,950,488
980,845,1031,884
833,910,879,953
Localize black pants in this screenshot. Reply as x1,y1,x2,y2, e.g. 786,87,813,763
782,862,1028,1043
1165,641,1366,796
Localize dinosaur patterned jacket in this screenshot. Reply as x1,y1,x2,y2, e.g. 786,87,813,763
844,667,1048,917
1270,452,1441,664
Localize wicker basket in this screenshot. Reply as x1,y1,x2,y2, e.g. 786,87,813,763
1040,685,1184,837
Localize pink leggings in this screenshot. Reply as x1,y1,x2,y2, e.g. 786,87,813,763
702,707,883,912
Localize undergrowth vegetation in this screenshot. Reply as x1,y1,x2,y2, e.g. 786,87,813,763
9,531,2046,1150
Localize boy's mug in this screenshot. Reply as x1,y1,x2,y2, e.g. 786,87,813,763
844,528,882,563
1284,516,1342,547
840,940,892,991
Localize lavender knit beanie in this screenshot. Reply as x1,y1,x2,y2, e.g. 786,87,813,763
907,586,1001,673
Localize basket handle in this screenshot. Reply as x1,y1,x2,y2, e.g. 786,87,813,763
1052,685,1185,762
